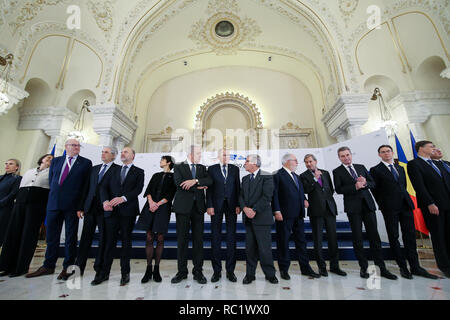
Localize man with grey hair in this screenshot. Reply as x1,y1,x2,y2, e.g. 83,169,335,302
272,153,320,280
300,153,346,277
171,145,212,284
240,154,278,284
74,146,119,277
27,138,92,280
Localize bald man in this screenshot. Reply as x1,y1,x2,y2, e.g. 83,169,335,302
27,139,92,280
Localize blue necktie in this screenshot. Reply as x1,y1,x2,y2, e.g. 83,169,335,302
427,160,442,177
191,164,196,179
388,164,399,182
348,166,358,181
98,164,107,183
222,164,227,178
440,161,450,174
291,172,300,189
250,173,255,182
120,165,128,184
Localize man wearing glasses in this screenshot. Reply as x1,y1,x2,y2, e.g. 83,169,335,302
27,139,92,280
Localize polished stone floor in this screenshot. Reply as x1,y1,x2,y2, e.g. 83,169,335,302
0,252,449,300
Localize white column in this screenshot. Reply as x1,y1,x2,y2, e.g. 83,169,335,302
322,93,371,141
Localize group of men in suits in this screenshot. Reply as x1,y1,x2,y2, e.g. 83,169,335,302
23,139,448,285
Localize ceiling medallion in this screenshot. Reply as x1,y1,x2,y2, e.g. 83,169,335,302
188,0,261,54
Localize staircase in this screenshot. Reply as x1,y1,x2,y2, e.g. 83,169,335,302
59,220,393,261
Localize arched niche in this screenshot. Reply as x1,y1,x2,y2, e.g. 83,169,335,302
414,56,450,91
21,78,52,109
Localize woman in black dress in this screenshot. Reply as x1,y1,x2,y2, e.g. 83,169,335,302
0,159,22,247
0,154,53,277
136,155,176,283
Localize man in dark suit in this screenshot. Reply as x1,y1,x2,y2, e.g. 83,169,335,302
73,146,119,276
240,154,278,284
431,147,450,175
371,145,437,279
408,141,450,278
300,154,346,277
171,145,212,284
272,153,320,280
206,149,240,283
26,139,92,280
333,146,397,280
92,147,144,286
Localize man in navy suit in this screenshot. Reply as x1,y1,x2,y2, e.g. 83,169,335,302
371,145,437,279
408,141,450,278
206,149,240,283
74,146,119,276
27,139,92,280
93,147,144,286
272,153,320,280
333,146,397,280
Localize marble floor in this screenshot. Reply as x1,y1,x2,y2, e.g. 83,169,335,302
0,253,449,300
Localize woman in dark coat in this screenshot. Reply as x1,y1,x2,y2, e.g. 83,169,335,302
136,155,176,283
0,159,22,247
0,154,53,277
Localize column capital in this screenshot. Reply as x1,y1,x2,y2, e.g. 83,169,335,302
322,93,371,140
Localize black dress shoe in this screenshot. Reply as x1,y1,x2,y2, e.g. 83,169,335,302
193,272,207,284
211,272,221,283
265,275,279,284
400,268,413,279
171,272,188,284
91,273,109,286
0,271,10,277
242,275,256,284
380,268,398,280
330,268,347,276
301,269,321,278
120,273,130,286
280,270,290,280
411,267,439,279
319,268,328,277
9,271,27,278
360,268,369,279
226,272,237,282
57,269,74,281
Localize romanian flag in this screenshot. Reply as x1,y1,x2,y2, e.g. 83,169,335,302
395,134,429,235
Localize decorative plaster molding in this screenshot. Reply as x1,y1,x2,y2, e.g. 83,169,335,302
18,106,77,136
440,67,450,79
87,0,115,41
0,79,29,115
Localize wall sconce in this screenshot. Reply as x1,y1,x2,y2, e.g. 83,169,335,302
371,87,397,137
68,99,91,142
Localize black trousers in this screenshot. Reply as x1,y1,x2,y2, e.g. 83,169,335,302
275,217,312,273
75,204,105,273
347,201,386,270
210,201,237,274
96,215,135,276
310,213,340,270
0,204,14,247
382,206,420,270
245,222,276,278
0,203,46,274
175,202,204,275
422,208,450,272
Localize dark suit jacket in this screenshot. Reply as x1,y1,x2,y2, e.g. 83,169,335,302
172,161,212,214
143,171,176,204
370,162,414,213
47,155,92,211
206,163,240,213
82,163,119,214
407,158,450,212
0,174,22,208
100,164,145,217
239,170,274,226
333,164,376,213
272,168,306,219
300,169,338,217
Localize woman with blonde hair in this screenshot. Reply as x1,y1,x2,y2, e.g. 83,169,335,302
0,154,53,277
0,159,22,247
